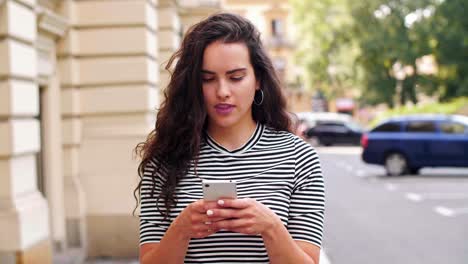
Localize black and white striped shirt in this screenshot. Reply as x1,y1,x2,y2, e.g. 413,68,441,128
140,123,325,263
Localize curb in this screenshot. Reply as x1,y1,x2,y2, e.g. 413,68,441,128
320,249,331,264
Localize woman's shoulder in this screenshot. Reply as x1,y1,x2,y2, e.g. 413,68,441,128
262,125,296,140
142,155,167,183
263,126,314,149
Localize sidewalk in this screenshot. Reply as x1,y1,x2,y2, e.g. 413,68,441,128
53,248,138,264
84,258,138,264
56,250,330,264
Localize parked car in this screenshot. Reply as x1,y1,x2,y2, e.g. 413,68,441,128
361,114,468,176
305,120,364,146
296,112,354,132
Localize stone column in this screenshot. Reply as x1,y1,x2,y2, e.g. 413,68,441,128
36,3,69,252
0,0,52,263
158,0,181,94
71,0,159,257
56,0,88,259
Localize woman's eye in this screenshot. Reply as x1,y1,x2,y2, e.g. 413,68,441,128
231,76,244,81
202,78,214,82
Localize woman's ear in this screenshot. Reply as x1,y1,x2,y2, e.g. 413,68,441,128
256,81,260,91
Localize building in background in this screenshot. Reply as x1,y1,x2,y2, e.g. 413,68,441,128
224,0,311,112
0,1,307,263
1,0,164,263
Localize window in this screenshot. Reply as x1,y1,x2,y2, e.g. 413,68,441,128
315,123,348,133
37,86,45,195
440,122,466,134
405,121,436,132
271,19,284,37
372,122,401,132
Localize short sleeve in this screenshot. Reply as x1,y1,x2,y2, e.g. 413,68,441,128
288,138,325,248
139,157,171,245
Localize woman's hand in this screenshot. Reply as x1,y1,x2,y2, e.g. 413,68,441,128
205,198,281,236
174,199,224,239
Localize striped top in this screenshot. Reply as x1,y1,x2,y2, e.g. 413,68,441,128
139,123,325,263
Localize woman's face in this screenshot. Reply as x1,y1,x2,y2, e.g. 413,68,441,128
202,40,259,131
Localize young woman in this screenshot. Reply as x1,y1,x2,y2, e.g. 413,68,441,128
135,13,325,264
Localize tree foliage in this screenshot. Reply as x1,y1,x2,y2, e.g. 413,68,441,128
290,0,358,99
291,0,468,106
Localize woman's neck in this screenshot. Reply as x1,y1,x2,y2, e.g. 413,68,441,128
207,119,257,151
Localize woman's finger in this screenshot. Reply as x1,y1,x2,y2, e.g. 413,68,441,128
189,200,208,213
217,198,253,209
212,218,251,230
206,208,240,219
229,227,259,236
192,224,218,238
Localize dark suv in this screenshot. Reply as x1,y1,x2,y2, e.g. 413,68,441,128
361,114,468,176
305,121,363,146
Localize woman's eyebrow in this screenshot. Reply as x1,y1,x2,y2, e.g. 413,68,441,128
201,70,215,74
201,68,247,74
226,68,247,74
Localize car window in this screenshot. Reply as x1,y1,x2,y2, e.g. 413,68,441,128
316,124,342,130
372,122,401,132
315,124,348,133
440,122,467,134
346,121,362,131
316,121,343,126
405,121,436,133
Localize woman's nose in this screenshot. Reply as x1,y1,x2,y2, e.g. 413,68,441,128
216,80,231,99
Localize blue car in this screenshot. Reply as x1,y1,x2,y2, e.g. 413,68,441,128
361,114,468,176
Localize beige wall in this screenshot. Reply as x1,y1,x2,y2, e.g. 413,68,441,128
1,0,165,262
0,0,52,263
159,0,182,95
0,1,312,263
67,0,159,258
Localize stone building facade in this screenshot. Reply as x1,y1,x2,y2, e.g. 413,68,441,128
0,1,308,263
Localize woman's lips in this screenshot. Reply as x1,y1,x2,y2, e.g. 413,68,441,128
215,104,235,115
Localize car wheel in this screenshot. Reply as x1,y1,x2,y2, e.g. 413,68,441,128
385,152,408,176
321,138,332,146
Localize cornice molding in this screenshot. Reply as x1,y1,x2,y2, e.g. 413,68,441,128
159,0,178,8
36,6,69,38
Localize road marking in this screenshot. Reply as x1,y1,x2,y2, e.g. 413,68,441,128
385,183,398,191
356,169,367,178
406,192,468,202
336,161,346,167
405,192,423,202
434,206,455,217
320,249,331,264
434,206,468,217
344,165,353,172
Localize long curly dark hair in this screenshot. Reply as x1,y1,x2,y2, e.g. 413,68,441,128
134,13,292,218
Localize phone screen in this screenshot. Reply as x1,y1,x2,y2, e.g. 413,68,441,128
202,180,237,201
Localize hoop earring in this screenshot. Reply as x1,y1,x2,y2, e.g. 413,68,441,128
254,89,264,106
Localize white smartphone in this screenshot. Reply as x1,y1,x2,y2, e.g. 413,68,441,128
202,180,237,201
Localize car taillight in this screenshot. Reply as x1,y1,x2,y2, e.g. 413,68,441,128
361,134,368,148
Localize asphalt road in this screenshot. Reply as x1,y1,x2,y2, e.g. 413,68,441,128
317,146,468,264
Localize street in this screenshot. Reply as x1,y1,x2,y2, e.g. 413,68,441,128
82,146,467,264
318,146,468,264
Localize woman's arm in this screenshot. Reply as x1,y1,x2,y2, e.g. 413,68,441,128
262,218,319,264
140,200,221,264
140,218,190,264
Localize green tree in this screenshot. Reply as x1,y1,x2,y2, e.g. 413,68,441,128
350,0,436,106
290,0,358,99
291,0,468,106
427,0,468,100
